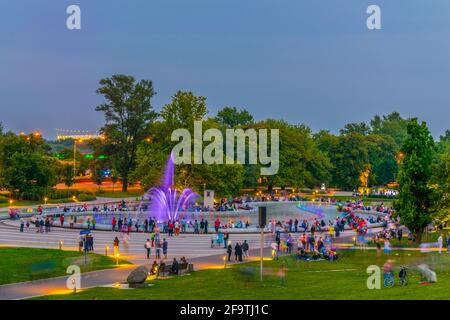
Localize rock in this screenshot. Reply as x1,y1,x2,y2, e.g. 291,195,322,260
127,266,150,288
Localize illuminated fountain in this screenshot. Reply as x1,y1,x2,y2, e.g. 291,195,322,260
141,153,197,222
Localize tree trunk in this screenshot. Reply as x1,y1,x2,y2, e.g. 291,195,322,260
122,178,128,192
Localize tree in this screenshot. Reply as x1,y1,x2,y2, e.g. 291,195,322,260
340,122,371,136
333,133,370,190
370,112,409,147
93,166,104,191
394,119,436,242
111,171,119,193
95,74,157,192
0,132,58,200
366,134,398,186
60,164,75,197
215,107,254,128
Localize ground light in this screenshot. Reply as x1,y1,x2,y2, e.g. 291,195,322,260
105,245,109,256
59,240,63,250
223,255,227,268
115,253,120,265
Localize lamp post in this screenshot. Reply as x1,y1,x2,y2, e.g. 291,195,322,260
115,253,120,265
105,245,109,256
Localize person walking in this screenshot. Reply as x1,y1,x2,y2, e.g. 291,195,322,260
162,238,168,259
145,238,152,259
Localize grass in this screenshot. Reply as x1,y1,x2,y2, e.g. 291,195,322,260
96,190,145,198
303,195,394,206
0,247,130,285
35,249,450,300
0,200,41,209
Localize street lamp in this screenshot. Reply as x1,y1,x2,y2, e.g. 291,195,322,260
44,197,48,205
115,253,120,265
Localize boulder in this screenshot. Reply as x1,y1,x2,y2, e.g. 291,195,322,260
127,266,150,288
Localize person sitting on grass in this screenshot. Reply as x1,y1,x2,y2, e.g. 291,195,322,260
171,258,179,275
150,261,158,275
296,248,309,260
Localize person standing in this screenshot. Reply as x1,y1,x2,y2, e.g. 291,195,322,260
162,238,168,259
224,233,229,249
155,238,161,259
145,239,152,259
113,237,120,256
112,216,117,231
227,243,233,262
234,242,243,262
438,234,443,254
143,219,149,233
60,215,65,227
19,218,25,233
92,217,96,230
242,240,249,259
204,219,209,234
214,218,221,233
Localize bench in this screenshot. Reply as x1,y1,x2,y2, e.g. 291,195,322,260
157,263,193,277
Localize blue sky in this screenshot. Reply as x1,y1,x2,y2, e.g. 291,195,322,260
1,0,449,138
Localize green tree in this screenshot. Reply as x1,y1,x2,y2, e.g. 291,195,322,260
160,91,207,129
340,122,371,136
333,133,370,190
215,107,254,128
95,74,157,192
366,134,398,186
394,119,436,242
0,132,58,200
370,112,409,147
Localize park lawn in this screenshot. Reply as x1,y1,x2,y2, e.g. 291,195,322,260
96,190,144,199
0,200,41,209
35,249,450,300
0,247,130,285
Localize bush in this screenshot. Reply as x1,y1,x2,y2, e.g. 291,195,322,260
0,196,8,204
77,193,97,202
